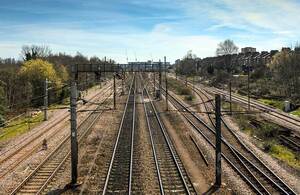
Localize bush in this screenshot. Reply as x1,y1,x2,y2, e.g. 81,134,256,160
184,95,193,101
256,123,279,139
179,88,191,95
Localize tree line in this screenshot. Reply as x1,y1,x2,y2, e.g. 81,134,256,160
174,39,300,106
0,45,115,126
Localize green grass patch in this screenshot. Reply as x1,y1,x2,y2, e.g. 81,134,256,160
269,144,300,169
0,113,43,142
291,108,300,117
168,78,195,101
258,98,284,110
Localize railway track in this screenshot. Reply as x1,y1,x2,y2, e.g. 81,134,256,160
102,75,136,194
279,135,300,152
159,81,297,194
210,87,300,126
0,81,112,159
10,86,115,195
175,76,300,129
142,80,196,194
188,80,300,154
0,83,113,180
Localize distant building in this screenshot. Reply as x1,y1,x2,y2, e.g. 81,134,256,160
241,47,256,54
281,47,291,52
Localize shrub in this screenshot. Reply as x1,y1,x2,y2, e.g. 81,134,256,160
179,88,191,95
184,95,193,101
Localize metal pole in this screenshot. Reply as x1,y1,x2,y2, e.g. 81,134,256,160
104,56,106,79
164,56,168,111
113,74,116,109
153,72,156,93
159,60,162,99
44,78,48,121
215,94,221,187
122,72,124,95
248,66,250,110
229,80,232,115
70,73,78,185
192,75,195,95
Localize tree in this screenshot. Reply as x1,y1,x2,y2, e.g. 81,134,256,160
216,39,239,56
19,59,61,106
0,85,6,126
21,45,51,61
177,50,197,76
268,50,300,101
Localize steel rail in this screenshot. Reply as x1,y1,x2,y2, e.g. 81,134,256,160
189,82,297,195
0,83,112,161
159,83,296,195
144,83,194,195
0,85,113,180
129,76,136,194
175,75,300,126
102,75,135,195
10,86,114,195
139,73,165,194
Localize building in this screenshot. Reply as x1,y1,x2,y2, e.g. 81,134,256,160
241,47,257,54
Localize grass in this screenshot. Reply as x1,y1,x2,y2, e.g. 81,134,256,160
224,101,300,170
258,98,284,110
269,144,300,169
291,108,300,117
0,112,43,142
168,78,194,101
49,98,70,110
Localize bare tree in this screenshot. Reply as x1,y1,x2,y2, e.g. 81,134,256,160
216,39,238,56
21,45,51,61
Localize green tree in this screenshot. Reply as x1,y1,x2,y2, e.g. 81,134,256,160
0,85,6,126
19,59,61,106
178,50,197,76
268,50,300,101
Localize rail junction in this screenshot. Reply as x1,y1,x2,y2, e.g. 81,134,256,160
1,60,299,195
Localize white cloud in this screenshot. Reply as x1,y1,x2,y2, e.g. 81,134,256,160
1,0,299,61
0,24,221,63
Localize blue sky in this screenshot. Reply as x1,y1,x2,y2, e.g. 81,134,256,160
0,0,299,63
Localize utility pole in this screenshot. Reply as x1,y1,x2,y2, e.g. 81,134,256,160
153,72,156,93
158,60,162,99
44,78,48,121
192,75,195,95
164,56,168,111
70,70,78,186
229,79,232,115
215,94,221,188
247,65,250,110
121,71,124,95
113,74,116,109
104,56,106,79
